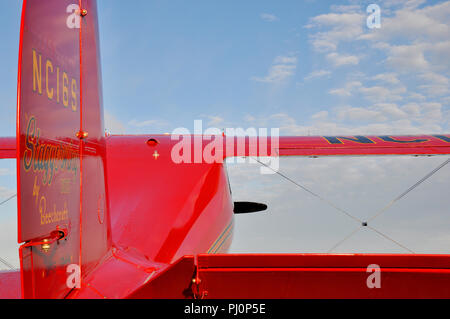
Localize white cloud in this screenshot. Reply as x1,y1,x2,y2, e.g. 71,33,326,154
383,0,426,10
361,2,450,43
386,44,429,72
329,4,361,13
260,13,279,22
326,52,359,67
418,72,450,97
105,111,126,134
311,111,328,120
306,12,365,52
204,115,225,127
359,85,406,103
372,73,400,85
336,106,387,122
252,55,298,83
329,79,408,103
328,81,362,97
304,69,331,81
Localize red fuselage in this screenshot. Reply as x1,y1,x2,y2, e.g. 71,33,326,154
106,135,234,263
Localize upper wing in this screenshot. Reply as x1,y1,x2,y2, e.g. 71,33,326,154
223,134,450,158
5,134,450,160
0,137,16,159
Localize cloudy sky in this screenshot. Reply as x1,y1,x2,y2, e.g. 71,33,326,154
0,0,449,269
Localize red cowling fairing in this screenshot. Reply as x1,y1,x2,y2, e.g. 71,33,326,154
0,137,16,159
67,135,233,298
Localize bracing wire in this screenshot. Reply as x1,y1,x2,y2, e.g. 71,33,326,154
0,256,16,271
253,156,449,254
252,157,362,224
0,194,16,207
0,194,17,271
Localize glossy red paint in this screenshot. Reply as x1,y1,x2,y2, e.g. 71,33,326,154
105,135,233,263
17,0,82,299
3,0,450,299
16,0,110,298
194,254,450,298
65,135,234,298
223,135,450,158
0,271,21,299
77,0,111,283
0,137,16,159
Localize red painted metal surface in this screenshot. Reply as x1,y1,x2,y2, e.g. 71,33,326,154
16,0,110,298
17,0,82,299
0,271,21,299
195,254,450,299
105,135,233,266
77,0,111,281
0,137,16,159
2,0,450,299
223,135,450,158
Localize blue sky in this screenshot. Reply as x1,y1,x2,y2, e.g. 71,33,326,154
95,0,449,136
1,0,449,269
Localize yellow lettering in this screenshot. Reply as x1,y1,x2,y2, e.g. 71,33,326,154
71,78,77,112
56,67,60,103
32,50,42,94
46,60,54,99
62,72,69,107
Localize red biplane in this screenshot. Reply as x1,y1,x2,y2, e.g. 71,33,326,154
1,0,450,299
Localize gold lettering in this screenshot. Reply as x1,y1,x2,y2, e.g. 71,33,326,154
71,78,77,112
32,50,42,94
46,60,54,99
62,72,69,107
56,67,60,103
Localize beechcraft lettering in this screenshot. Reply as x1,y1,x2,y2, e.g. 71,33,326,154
323,135,450,145
32,49,78,112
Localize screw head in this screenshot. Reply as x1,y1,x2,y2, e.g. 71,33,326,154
41,239,51,252
76,131,89,139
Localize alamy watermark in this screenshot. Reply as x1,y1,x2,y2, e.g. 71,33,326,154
367,4,381,29
170,120,280,174
366,264,381,289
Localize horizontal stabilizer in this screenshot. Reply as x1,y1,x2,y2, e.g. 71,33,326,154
193,254,450,298
0,271,20,299
0,137,16,159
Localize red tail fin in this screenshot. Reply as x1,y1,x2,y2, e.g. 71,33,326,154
17,0,110,298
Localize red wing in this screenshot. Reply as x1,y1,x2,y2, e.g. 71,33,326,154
223,135,450,158
0,137,16,159
0,271,21,299
6,134,450,160
192,254,450,298
119,253,450,298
